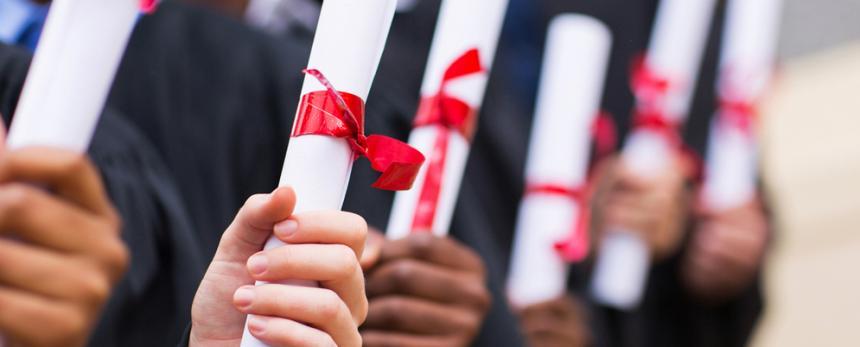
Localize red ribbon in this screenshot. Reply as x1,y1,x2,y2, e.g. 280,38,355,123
139,0,159,13
525,184,591,263
410,49,485,231
293,69,425,191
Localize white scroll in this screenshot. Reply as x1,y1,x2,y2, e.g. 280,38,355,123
590,0,718,310
506,14,612,308
386,0,509,239
241,1,397,346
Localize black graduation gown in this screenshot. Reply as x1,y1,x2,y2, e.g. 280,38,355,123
109,1,298,258
0,43,204,347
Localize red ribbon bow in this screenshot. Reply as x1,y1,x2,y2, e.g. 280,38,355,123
525,184,591,263
139,0,159,14
630,55,683,147
293,69,425,191
410,49,485,231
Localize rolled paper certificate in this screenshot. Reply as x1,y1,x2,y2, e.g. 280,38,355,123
506,14,612,308
702,0,782,211
7,0,149,151
241,1,425,346
590,0,717,310
386,0,509,239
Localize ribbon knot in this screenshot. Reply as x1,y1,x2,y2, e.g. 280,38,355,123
293,69,425,191
410,49,485,231
525,184,591,263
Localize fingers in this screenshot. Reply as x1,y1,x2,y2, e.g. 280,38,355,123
362,331,456,347
379,233,485,275
0,148,114,217
246,315,338,347
362,296,481,337
366,258,490,311
0,239,113,307
236,285,361,347
0,183,127,279
246,243,368,323
360,228,385,271
0,287,90,347
216,187,296,263
272,210,368,258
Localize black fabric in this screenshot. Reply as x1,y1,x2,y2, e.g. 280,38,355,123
0,43,204,347
109,1,298,258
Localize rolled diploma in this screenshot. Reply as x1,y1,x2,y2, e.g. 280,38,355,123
590,0,717,310
240,1,397,346
7,0,140,151
702,0,782,211
386,0,509,239
506,15,612,308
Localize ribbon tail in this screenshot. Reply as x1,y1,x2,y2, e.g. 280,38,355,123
442,48,485,81
365,135,425,191
553,208,591,263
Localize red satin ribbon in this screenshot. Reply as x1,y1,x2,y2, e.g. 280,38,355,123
718,96,756,135
525,184,591,263
140,0,158,13
293,69,425,191
410,49,485,231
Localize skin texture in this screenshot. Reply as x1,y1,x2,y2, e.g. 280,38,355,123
682,200,769,302
517,295,591,347
190,187,369,347
359,230,492,347
591,155,694,262
0,148,128,347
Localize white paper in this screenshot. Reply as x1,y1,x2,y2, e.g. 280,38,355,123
241,1,397,346
591,0,718,310
506,14,612,308
386,0,509,239
7,0,140,152
701,0,782,211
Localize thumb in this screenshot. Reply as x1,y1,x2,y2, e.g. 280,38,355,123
360,227,385,271
214,186,297,263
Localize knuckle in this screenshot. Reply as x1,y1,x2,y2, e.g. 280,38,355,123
389,260,417,287
317,289,345,320
102,240,130,280
353,294,369,325
407,233,436,258
0,184,33,214
332,244,359,278
78,269,112,306
344,212,368,238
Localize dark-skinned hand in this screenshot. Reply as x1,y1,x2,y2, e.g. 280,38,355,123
682,200,769,302
0,148,128,347
517,295,591,347
360,229,491,347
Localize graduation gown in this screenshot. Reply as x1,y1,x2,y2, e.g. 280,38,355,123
0,43,204,347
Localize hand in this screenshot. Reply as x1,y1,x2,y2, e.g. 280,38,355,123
592,154,693,261
360,230,491,347
190,187,369,347
682,201,769,302
0,148,128,347
518,295,591,347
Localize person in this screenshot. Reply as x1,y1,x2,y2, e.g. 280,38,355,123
0,40,206,347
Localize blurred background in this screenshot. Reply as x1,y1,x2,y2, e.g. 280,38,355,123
755,0,860,345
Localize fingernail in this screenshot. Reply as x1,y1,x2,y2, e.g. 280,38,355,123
247,315,266,335
274,220,298,239
248,253,269,275
234,286,255,309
